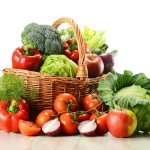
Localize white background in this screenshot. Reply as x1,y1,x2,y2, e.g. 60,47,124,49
0,0,150,76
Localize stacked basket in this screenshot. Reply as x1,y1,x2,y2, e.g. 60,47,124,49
3,17,107,113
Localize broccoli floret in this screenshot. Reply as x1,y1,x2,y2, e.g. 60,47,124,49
21,23,63,55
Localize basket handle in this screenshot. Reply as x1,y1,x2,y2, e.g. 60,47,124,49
52,17,88,80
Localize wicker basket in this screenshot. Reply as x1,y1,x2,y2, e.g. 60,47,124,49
3,17,106,113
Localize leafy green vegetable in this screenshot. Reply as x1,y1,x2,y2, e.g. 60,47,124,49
59,27,75,44
0,73,37,102
82,26,106,50
40,55,78,78
97,70,150,132
0,73,25,102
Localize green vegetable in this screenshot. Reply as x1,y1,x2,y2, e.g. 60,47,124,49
21,23,63,55
82,26,106,51
92,48,103,55
0,73,26,102
97,70,150,132
40,55,78,78
59,27,75,43
92,44,109,55
0,73,37,102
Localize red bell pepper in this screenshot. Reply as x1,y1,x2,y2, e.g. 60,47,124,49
12,46,42,71
0,98,29,133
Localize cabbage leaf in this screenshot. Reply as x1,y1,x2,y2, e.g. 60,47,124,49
40,55,78,78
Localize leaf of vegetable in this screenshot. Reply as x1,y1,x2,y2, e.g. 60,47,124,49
82,26,106,50
0,73,25,102
131,105,150,132
132,73,150,90
97,73,117,107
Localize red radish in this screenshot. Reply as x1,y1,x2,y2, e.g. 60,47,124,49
42,118,61,136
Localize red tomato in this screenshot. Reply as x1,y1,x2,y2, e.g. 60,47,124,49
63,49,71,57
63,42,69,50
19,120,41,136
90,113,108,135
83,94,108,114
54,93,78,113
76,113,90,122
36,109,57,127
66,39,73,45
59,113,78,135
64,49,79,63
69,50,79,63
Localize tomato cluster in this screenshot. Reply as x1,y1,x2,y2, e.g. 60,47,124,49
63,38,91,63
18,93,109,136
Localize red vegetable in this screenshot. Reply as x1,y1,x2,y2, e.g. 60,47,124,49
0,98,29,133
90,113,108,135
76,113,90,122
84,42,91,54
63,38,91,63
59,113,78,135
19,120,41,136
64,49,79,63
36,109,57,127
83,93,108,114
12,46,42,71
54,93,78,113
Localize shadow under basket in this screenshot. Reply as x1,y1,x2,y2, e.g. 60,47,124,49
3,17,107,114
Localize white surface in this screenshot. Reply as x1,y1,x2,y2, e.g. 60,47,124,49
0,0,150,76
0,1,150,149
0,130,149,150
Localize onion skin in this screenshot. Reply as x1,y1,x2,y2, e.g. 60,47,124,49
100,53,114,73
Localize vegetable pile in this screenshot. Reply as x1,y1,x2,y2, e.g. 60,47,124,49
11,21,116,78
97,70,150,133
0,74,31,133
2,19,150,139
0,72,149,137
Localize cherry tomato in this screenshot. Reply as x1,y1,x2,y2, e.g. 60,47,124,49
66,39,73,45
54,93,78,113
69,50,79,63
83,94,108,114
59,113,78,135
19,120,41,136
90,113,108,135
63,38,90,63
36,109,57,127
76,113,90,122
63,49,71,57
63,42,69,50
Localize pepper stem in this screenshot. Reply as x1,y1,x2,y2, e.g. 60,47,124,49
23,45,34,56
8,99,19,113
